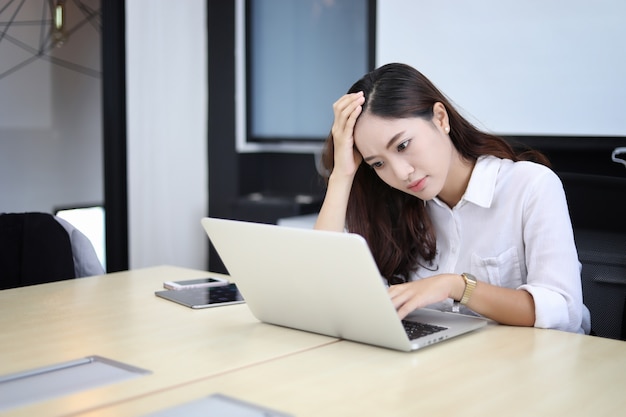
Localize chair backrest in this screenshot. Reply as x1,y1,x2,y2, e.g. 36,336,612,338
575,229,626,340
54,216,105,278
623,294,626,340
0,212,104,290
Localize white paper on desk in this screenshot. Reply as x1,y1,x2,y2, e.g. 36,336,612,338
145,393,293,417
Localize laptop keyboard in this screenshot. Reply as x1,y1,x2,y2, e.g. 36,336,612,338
402,320,448,340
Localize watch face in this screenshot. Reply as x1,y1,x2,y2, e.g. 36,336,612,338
463,273,477,283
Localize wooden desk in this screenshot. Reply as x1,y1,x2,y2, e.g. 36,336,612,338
2,266,626,417
0,266,335,417
77,325,626,417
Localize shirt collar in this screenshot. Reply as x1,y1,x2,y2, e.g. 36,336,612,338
432,155,501,209
462,155,501,208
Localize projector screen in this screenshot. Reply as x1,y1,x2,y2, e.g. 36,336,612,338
377,0,626,137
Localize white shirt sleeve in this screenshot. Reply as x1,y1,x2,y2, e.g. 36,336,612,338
515,168,591,333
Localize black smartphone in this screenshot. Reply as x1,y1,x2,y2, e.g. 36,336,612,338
155,283,245,309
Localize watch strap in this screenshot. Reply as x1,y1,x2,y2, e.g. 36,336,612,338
460,273,477,305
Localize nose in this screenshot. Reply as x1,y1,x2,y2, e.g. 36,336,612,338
390,158,414,181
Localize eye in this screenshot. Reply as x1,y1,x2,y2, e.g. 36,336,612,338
370,161,384,169
397,139,411,152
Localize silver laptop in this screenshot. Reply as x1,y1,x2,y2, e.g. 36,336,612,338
201,217,487,352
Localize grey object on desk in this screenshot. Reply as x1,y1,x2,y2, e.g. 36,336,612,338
155,284,245,309
145,393,293,417
0,356,151,412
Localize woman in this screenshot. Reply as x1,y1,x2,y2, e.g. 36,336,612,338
315,63,590,334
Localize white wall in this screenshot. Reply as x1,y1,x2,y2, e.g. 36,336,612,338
126,0,208,269
0,0,102,214
377,0,626,136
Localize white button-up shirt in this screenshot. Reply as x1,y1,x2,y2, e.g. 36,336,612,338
411,155,591,334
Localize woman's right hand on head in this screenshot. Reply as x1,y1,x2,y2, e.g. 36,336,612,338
315,92,364,232
330,92,365,178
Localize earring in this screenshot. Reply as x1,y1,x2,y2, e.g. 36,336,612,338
444,127,450,133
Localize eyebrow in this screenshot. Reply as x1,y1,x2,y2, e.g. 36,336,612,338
363,131,406,162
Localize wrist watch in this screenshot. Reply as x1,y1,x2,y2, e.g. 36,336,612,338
452,273,477,313
460,273,477,305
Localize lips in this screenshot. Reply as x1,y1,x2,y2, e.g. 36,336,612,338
407,177,427,193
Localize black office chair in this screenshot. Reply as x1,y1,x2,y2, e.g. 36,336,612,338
622,294,626,340
0,212,104,290
575,229,626,341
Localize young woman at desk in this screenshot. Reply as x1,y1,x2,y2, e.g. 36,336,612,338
315,63,590,334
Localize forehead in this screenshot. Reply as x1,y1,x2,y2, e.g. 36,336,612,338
353,113,430,151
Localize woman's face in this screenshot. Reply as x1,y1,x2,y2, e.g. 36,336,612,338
353,106,454,201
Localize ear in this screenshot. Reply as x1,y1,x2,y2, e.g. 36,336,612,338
432,102,450,133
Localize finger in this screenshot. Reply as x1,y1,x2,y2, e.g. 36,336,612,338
333,93,364,128
388,285,411,308
332,107,362,149
344,101,363,132
387,283,408,299
396,295,422,320
342,93,365,119
396,304,412,320
388,284,422,319
332,92,364,114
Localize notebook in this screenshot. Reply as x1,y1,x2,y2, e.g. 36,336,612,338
201,217,487,352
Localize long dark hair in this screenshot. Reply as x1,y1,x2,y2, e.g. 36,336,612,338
320,63,548,283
